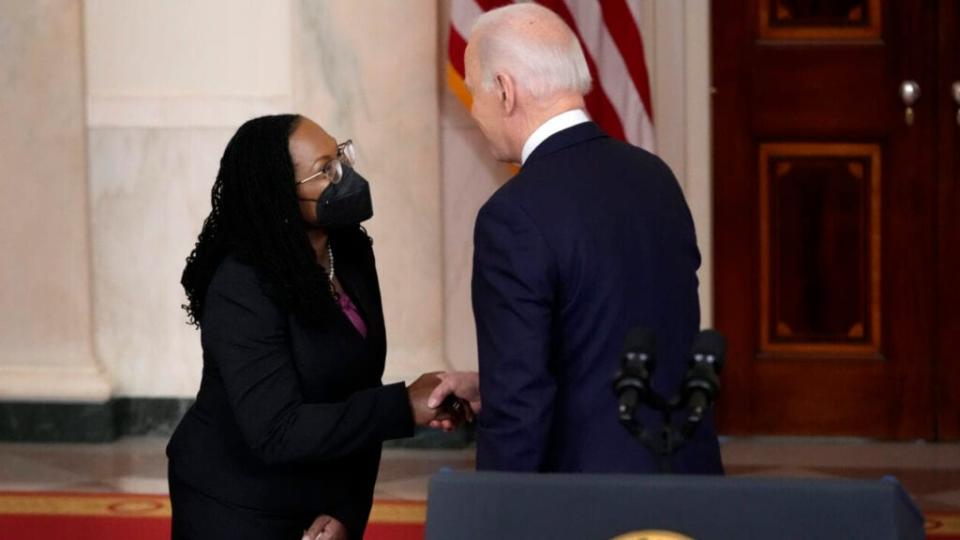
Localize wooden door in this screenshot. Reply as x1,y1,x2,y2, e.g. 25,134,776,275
712,0,940,438
937,0,960,441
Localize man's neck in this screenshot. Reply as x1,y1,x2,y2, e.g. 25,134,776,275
513,95,587,160
518,109,589,164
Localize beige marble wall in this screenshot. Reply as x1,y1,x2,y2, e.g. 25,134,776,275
86,128,235,396
1,0,708,400
293,0,446,382
295,0,445,386
438,78,511,372
83,0,295,397
648,0,713,328
82,0,445,396
439,0,713,371
0,0,110,401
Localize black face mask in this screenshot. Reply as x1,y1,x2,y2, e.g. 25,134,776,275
314,166,373,229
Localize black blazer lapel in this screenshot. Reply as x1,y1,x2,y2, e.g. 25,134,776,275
331,238,386,351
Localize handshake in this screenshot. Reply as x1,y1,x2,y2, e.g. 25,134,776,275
302,372,481,540
406,371,481,432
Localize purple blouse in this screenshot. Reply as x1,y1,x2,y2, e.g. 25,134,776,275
337,291,368,338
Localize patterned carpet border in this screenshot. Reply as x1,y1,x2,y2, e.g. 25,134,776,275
1,492,958,536
0,492,423,523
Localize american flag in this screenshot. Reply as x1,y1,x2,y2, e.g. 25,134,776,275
447,0,655,152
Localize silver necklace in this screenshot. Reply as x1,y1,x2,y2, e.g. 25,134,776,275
327,243,339,300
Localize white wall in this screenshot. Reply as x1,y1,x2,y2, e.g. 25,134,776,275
83,0,444,397
0,0,110,401
292,1,446,385
0,0,710,400
655,0,713,329
83,0,295,397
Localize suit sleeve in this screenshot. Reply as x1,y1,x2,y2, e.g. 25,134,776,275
201,263,414,466
473,195,557,472
326,446,380,539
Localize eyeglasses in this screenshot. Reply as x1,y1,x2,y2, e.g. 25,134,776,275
296,139,356,185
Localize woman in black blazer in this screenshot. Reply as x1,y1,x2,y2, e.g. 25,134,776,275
167,115,460,540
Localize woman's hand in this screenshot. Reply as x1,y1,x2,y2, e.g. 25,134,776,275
303,514,347,540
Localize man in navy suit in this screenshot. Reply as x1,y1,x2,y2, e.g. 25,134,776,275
431,3,722,475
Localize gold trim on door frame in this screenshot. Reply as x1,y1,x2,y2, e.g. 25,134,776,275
758,0,883,41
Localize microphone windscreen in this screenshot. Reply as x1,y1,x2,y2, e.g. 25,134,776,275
691,330,727,372
622,326,655,357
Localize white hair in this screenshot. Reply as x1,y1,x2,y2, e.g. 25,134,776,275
471,3,592,99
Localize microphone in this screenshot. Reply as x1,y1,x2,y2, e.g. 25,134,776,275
681,330,726,436
614,326,656,430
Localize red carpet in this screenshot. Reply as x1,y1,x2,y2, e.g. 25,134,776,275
0,492,425,539
1,491,958,539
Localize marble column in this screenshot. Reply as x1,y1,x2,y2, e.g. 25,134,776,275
0,0,110,401
83,0,294,397
79,0,447,395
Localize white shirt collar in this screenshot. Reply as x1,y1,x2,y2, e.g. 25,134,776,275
520,109,591,165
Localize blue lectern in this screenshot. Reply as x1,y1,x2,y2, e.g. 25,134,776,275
425,472,924,539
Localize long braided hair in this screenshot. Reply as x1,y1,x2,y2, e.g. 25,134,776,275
181,114,333,328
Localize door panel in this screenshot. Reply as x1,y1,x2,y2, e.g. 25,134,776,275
758,0,881,41
750,49,888,136
937,0,960,440
712,0,939,438
759,143,881,356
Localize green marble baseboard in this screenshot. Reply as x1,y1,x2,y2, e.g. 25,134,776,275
0,398,192,442
0,399,474,448
386,425,475,449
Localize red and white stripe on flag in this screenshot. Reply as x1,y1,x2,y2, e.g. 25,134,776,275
447,0,655,152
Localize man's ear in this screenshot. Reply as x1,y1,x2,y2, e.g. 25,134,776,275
495,73,516,115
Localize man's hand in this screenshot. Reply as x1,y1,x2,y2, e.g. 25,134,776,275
427,371,481,431
303,514,347,540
